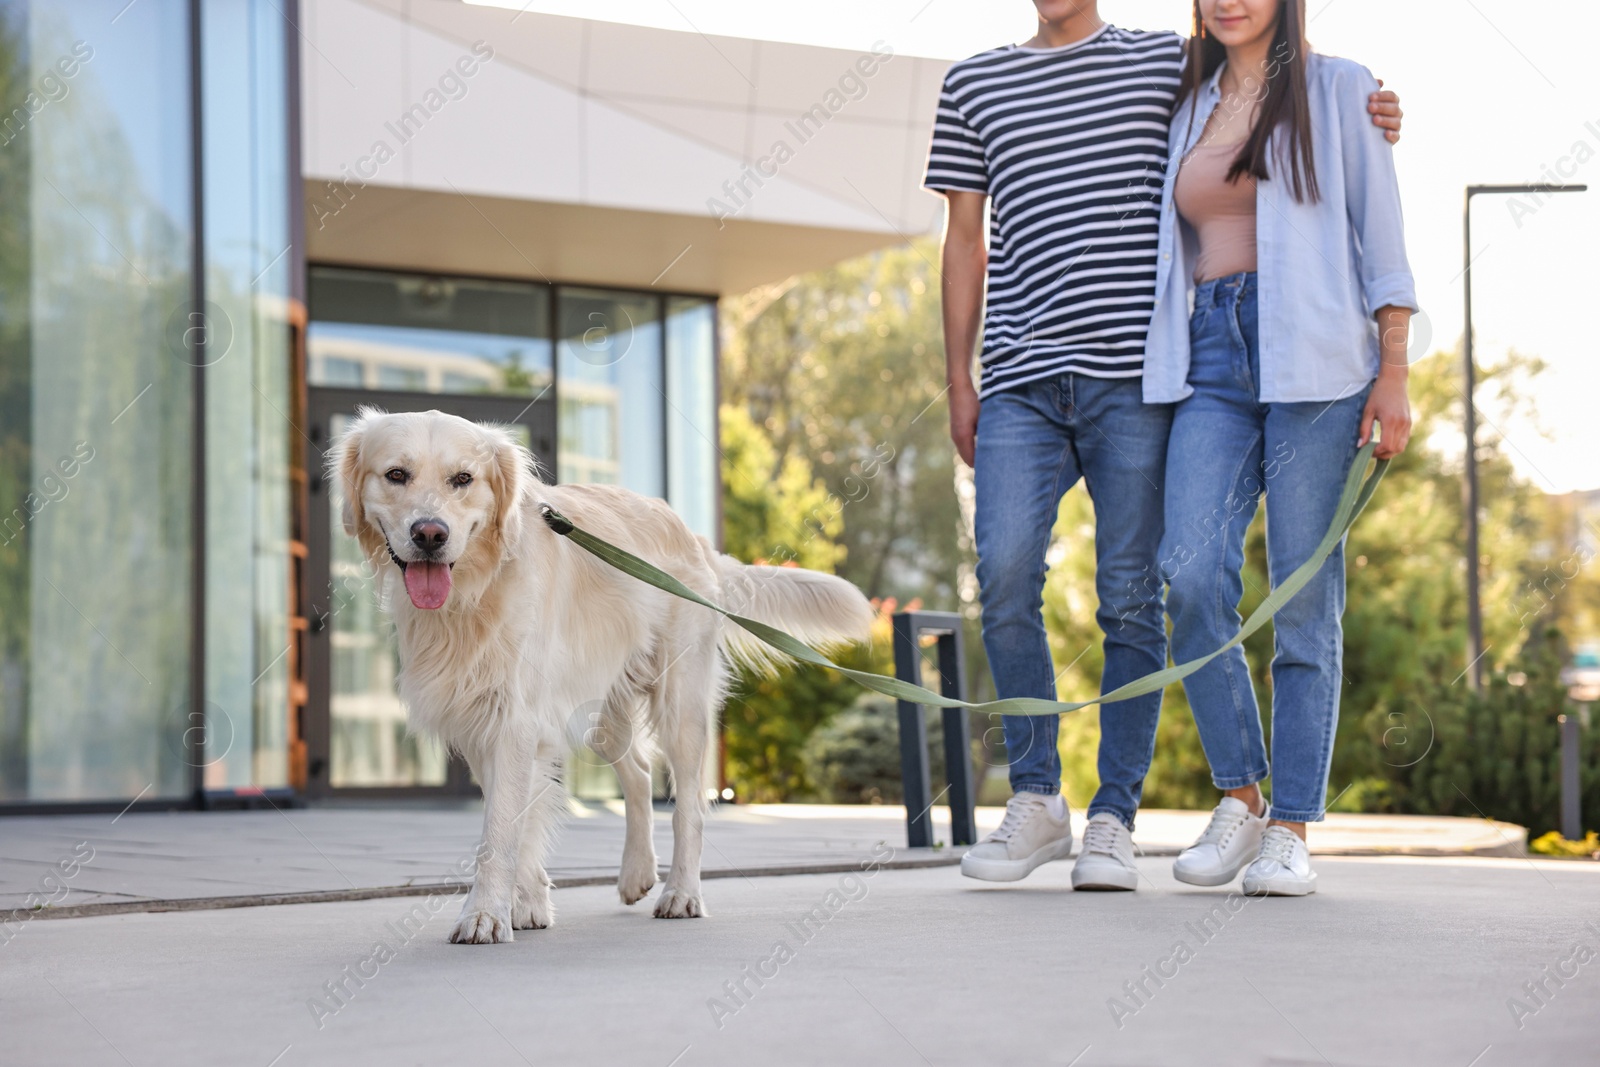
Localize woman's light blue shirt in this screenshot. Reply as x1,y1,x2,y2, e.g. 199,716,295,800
1143,52,1418,404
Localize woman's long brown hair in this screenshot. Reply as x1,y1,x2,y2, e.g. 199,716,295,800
1177,0,1319,203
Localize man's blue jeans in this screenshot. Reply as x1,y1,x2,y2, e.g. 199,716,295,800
973,374,1173,829
1160,272,1370,823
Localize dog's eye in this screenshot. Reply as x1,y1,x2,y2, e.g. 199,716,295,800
385,468,409,484
449,471,473,488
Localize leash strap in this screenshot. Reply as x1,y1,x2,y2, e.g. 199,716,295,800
538,441,1388,717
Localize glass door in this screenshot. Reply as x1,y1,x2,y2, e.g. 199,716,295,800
304,387,555,797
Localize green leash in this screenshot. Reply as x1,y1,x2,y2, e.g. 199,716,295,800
538,441,1389,717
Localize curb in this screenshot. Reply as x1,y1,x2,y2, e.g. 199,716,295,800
2,851,964,924
1,827,1534,924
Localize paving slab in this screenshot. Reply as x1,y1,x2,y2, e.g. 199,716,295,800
2,854,1596,1067
0,802,1527,920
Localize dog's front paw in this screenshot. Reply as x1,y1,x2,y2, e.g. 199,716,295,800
512,882,554,930
652,885,707,919
448,907,514,944
618,850,658,906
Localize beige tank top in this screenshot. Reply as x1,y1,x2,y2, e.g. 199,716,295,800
1175,142,1258,283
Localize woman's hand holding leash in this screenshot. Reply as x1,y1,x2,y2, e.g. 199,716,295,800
1361,305,1414,459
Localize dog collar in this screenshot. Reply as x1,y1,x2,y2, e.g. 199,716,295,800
538,502,574,535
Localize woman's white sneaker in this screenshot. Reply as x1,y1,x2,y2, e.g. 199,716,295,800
960,792,1073,882
1172,796,1266,887
1070,812,1140,891
1242,825,1317,896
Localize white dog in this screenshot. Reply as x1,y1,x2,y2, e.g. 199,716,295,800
330,408,874,943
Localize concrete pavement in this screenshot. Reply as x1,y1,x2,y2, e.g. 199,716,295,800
4,853,1597,1067
0,803,1529,919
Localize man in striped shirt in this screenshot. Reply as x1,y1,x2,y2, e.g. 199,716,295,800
926,0,1401,889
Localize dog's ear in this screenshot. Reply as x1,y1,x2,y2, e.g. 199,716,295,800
486,426,530,555
329,407,381,538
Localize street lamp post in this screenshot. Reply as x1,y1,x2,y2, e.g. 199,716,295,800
1461,182,1586,691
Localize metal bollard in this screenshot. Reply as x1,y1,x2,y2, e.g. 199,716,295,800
892,610,976,849
1559,713,1581,842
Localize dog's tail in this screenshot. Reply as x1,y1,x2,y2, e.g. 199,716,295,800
709,552,875,675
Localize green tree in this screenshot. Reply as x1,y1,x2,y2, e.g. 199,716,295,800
718,402,896,801
720,403,844,573
1315,351,1600,834
719,245,983,802
721,241,969,609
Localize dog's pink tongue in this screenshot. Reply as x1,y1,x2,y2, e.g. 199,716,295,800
403,561,452,610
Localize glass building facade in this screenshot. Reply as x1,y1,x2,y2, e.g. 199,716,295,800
0,2,719,808
0,0,293,806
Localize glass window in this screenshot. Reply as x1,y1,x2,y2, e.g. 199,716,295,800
441,372,491,394
376,364,427,391
202,0,294,793
666,296,718,541
0,0,195,800
308,268,552,397
556,287,664,497
316,356,363,388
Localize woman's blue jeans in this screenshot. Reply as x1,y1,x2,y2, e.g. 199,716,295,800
1159,272,1370,823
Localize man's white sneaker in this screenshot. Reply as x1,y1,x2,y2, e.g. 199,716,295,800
1172,796,1266,887
1242,825,1317,896
1070,812,1140,891
960,793,1073,882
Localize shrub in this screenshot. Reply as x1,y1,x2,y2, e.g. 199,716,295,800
1390,627,1600,837
801,693,942,804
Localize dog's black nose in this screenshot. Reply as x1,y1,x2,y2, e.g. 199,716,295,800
410,518,450,552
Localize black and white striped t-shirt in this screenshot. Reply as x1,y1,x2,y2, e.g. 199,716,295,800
924,25,1184,397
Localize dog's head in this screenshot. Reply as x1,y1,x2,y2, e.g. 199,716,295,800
329,408,530,610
